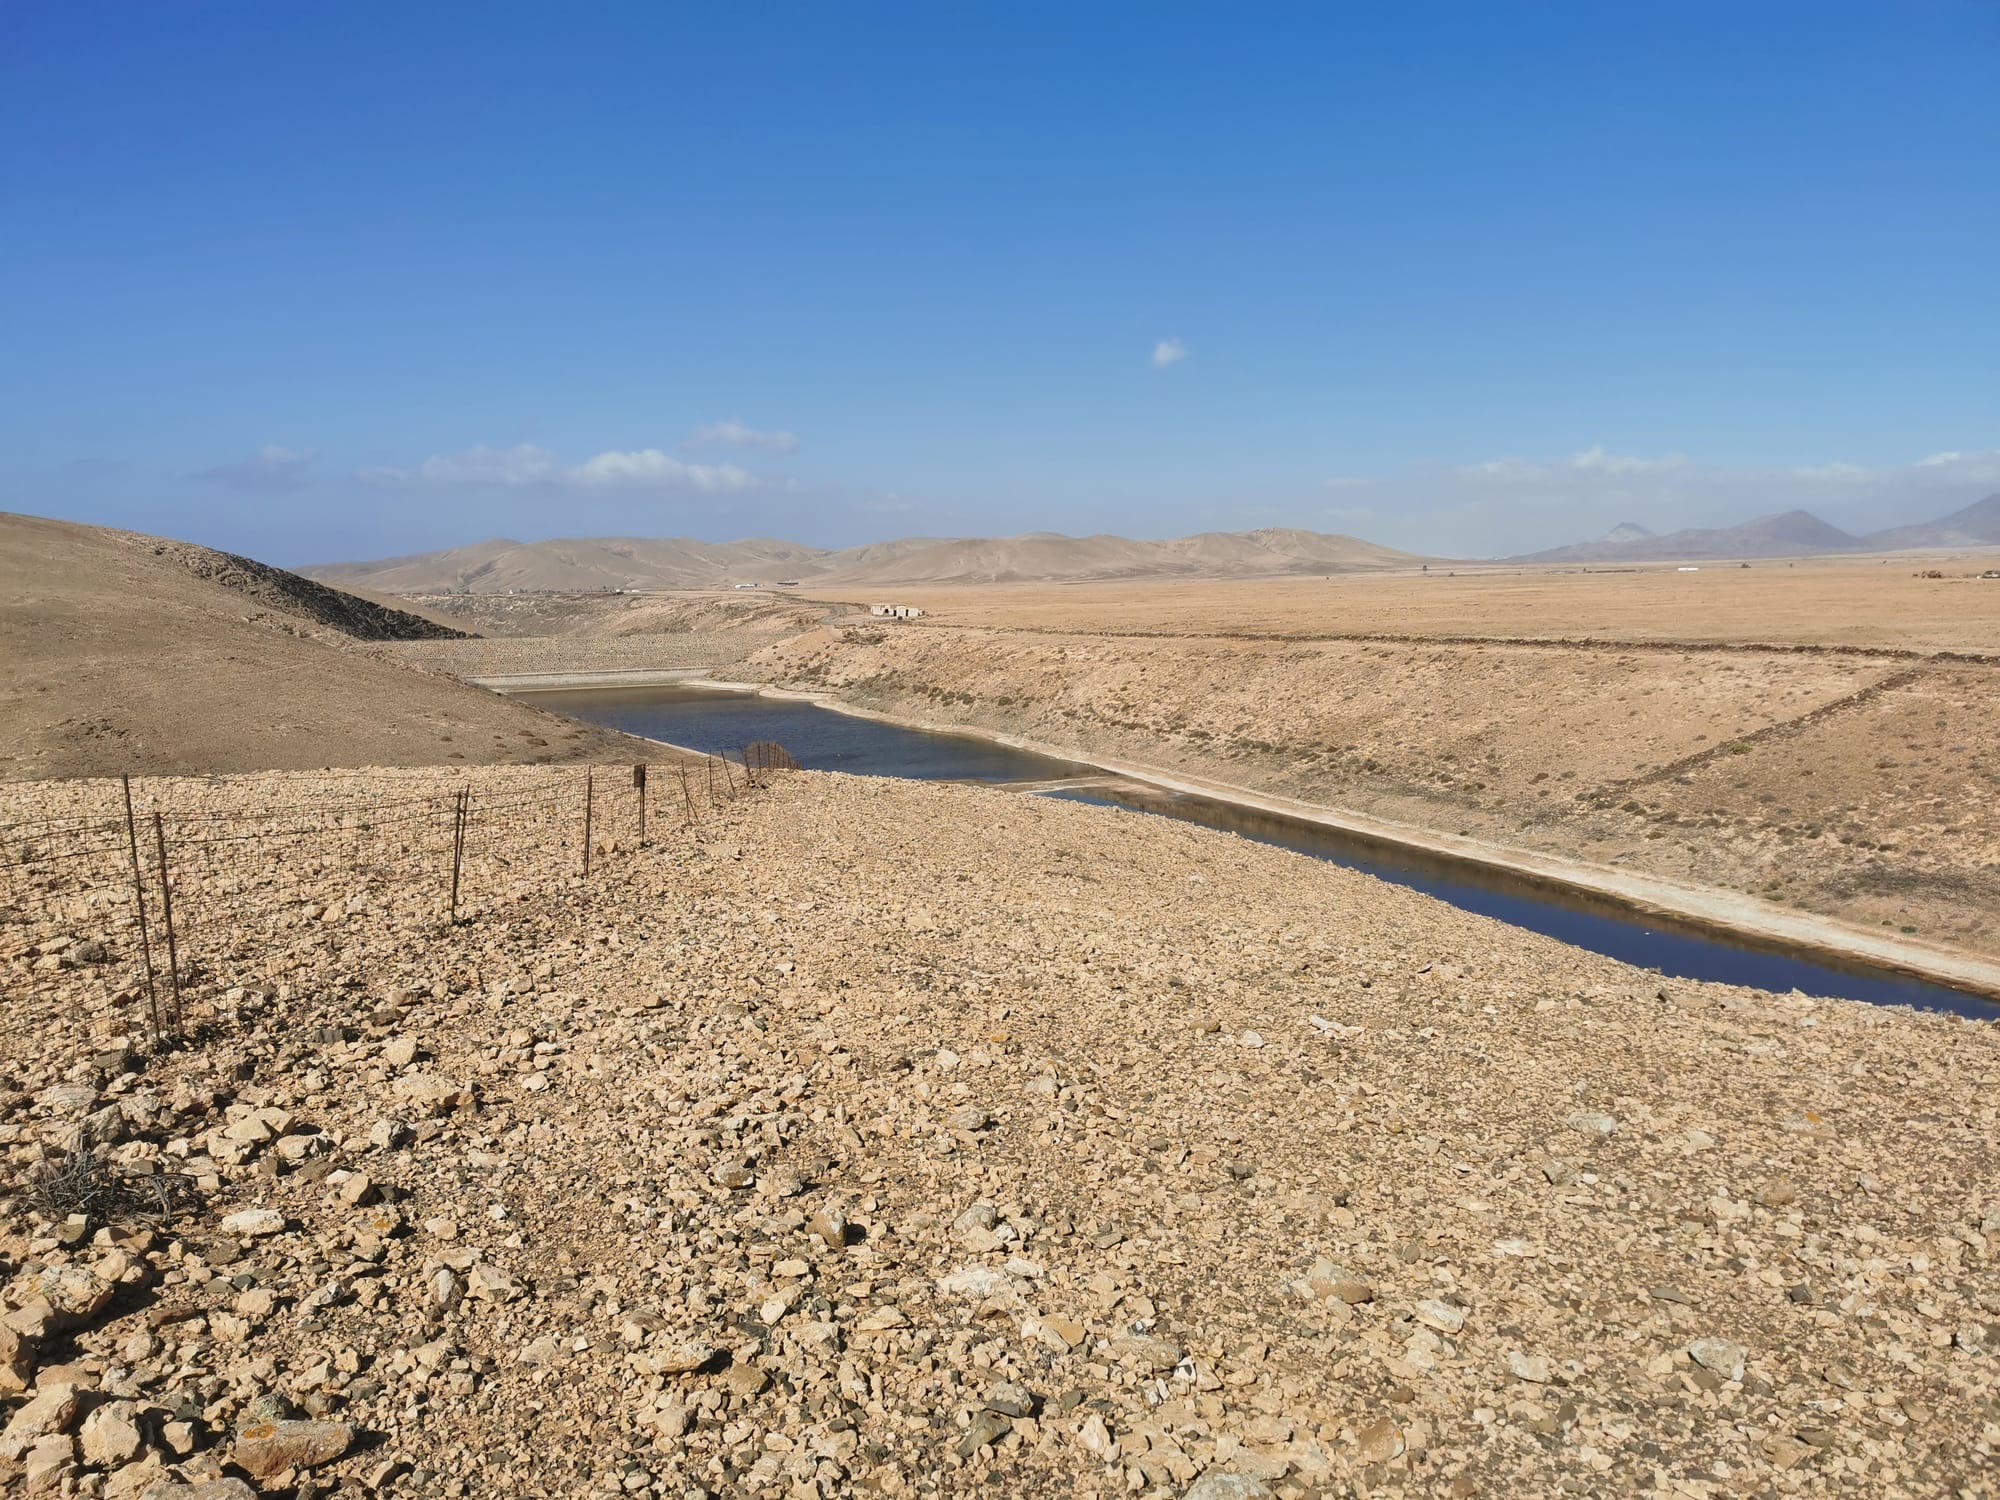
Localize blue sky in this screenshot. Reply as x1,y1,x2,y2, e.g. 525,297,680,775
3,1,1995,563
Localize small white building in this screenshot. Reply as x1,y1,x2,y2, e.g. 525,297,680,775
870,603,925,619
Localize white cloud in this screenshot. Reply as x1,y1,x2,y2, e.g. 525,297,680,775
1903,447,2000,484
361,443,762,493
1458,448,1687,483
1151,338,1188,369
196,443,314,492
1569,446,1685,475
361,443,560,487
1789,461,1870,483
687,420,799,454
1459,456,1543,482
570,449,756,492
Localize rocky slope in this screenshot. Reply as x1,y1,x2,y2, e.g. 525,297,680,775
119,534,471,643
2,767,1996,1497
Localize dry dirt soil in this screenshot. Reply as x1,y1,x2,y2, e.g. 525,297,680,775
744,563,2000,963
0,514,669,780
853,558,2000,652
2,766,1996,1498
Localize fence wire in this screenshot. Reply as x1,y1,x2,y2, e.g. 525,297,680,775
0,751,791,1049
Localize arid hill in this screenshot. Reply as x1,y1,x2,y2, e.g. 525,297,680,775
1515,508,1864,563
117,530,471,642
302,526,1424,594
1520,495,2000,564
305,535,829,595
1866,491,2000,550
0,512,667,779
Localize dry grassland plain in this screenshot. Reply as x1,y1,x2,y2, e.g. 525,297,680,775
743,560,2000,965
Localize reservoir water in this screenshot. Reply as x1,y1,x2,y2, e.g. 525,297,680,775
530,684,1991,1018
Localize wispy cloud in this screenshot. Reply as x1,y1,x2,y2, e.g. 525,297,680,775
1151,338,1188,369
361,443,759,493
1568,445,1686,475
360,444,558,487
1458,456,1542,482
570,449,755,491
686,419,799,454
196,443,314,492
1901,447,2000,485
1459,448,1684,482
1789,461,1870,483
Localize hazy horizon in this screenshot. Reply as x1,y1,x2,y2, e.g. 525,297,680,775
4,5,1995,568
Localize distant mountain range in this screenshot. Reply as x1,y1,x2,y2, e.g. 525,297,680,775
1514,493,2000,564
302,527,1424,593
302,493,2000,592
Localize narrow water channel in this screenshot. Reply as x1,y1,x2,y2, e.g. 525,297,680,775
528,684,1991,1018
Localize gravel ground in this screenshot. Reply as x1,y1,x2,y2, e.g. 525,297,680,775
2,768,1997,1498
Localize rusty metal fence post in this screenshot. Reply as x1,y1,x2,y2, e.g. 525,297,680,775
582,769,594,877
634,763,647,843
150,811,184,1032
449,787,467,924
120,775,161,1037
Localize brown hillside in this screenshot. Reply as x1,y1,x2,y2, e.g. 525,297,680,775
118,530,473,641
301,527,1425,593
0,512,668,779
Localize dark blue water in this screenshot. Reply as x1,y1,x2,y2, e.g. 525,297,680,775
533,685,1992,1018
1052,786,1991,1019
528,686,1096,782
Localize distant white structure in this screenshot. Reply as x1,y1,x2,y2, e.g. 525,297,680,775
870,603,925,619
1676,566,1700,572
733,582,761,590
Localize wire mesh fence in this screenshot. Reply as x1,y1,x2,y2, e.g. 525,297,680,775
0,750,796,1050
